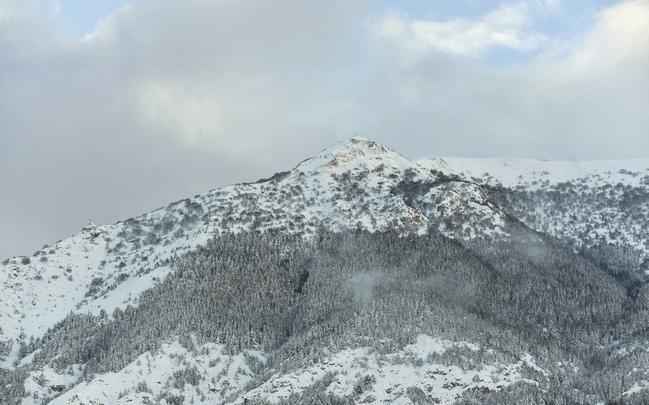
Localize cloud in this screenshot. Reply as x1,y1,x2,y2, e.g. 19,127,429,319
134,79,226,148
535,0,562,13
0,0,60,23
0,1,37,22
0,0,368,257
78,0,368,154
563,0,649,73
1,0,648,257
364,0,649,159
375,3,547,57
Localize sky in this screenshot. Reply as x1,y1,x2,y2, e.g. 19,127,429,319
1,0,648,257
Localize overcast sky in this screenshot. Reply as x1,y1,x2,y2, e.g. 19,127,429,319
1,0,648,258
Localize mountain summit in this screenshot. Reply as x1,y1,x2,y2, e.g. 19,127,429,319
296,137,408,171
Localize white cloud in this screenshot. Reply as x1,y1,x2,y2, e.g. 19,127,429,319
82,3,133,43
563,0,649,74
367,0,649,160
375,3,547,57
134,79,225,148
535,0,561,13
0,0,60,23
0,1,32,22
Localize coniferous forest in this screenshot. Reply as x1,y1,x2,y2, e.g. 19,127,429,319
5,224,649,404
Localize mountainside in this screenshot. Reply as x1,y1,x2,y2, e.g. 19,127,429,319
2,139,649,405
433,157,649,273
0,138,508,364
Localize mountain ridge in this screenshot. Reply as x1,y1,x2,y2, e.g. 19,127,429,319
4,138,649,359
3,138,649,404
0,138,506,367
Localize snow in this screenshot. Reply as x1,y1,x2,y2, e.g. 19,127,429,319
5,139,646,370
296,137,414,175
408,334,480,355
0,139,517,368
237,334,544,404
424,156,649,270
10,139,649,403
3,138,645,405
20,334,545,405
624,382,648,397
428,157,649,189
50,339,264,405
0,224,183,369
22,364,83,405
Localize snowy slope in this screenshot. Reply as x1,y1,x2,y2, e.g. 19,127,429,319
1,138,509,368
422,157,649,271
235,334,545,405
26,335,545,405
433,157,649,189
41,340,264,405
5,139,649,404
4,142,648,364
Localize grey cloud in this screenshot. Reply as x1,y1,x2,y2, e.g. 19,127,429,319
1,0,648,257
0,0,369,257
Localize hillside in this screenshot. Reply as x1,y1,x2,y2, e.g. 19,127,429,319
0,138,508,366
2,139,649,405
432,157,649,273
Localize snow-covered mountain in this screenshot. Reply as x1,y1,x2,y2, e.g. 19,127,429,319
431,157,649,272
31,335,547,405
432,157,649,189
0,138,508,364
3,139,649,405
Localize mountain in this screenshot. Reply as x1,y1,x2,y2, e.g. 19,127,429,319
0,138,508,361
2,139,649,405
435,157,649,272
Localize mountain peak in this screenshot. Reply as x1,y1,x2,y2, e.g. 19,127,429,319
335,137,392,154
296,137,410,174
348,135,372,143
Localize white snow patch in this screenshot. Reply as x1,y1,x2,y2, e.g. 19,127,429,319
237,334,544,404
